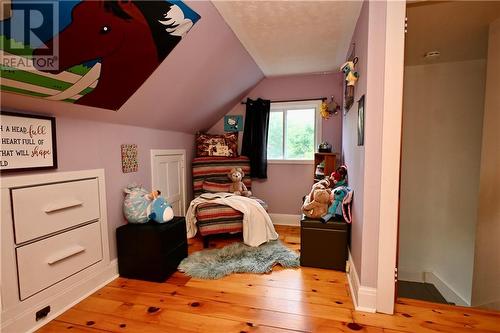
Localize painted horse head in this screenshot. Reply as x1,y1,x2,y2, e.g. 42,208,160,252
33,0,195,110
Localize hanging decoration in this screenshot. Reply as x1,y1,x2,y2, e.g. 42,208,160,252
342,43,359,113
320,96,341,120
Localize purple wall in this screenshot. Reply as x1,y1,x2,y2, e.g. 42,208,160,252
343,0,389,288
210,73,344,214
1,117,194,259
343,0,369,280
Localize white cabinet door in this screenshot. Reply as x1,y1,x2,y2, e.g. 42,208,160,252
152,153,185,216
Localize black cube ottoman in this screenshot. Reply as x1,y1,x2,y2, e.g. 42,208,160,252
300,216,350,271
116,216,188,282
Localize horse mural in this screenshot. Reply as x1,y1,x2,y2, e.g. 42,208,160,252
0,0,200,110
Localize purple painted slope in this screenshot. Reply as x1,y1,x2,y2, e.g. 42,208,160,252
1,1,264,133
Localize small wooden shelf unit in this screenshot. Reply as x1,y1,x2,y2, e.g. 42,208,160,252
314,152,337,181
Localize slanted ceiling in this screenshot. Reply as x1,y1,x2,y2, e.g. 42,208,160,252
213,1,363,76
1,1,264,133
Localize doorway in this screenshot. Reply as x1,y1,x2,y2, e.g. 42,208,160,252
398,1,500,310
151,149,187,216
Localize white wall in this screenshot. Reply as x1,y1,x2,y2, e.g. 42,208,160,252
399,59,487,305
472,18,500,311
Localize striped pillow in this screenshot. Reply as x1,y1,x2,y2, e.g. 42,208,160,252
202,177,231,193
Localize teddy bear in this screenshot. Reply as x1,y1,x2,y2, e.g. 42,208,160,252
302,188,331,219
228,167,252,197
305,178,331,204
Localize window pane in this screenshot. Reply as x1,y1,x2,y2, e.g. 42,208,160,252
285,109,315,160
267,111,283,159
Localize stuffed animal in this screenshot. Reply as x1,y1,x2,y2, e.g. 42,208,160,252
228,167,252,196
147,196,174,223
302,188,331,219
340,58,359,86
306,178,331,203
330,165,348,188
328,186,349,217
123,185,174,223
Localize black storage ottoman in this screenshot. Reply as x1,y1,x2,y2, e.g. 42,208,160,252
116,216,188,282
300,217,350,271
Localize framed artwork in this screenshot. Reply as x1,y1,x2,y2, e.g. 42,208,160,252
121,144,138,173
224,115,244,132
357,95,365,146
0,111,57,171
0,1,200,110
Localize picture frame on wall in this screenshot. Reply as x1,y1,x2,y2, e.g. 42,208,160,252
357,95,365,146
0,111,58,172
224,115,244,132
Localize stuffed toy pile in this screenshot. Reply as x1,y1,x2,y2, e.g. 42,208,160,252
301,165,353,223
123,185,174,224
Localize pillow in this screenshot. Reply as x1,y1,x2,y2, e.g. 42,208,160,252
196,132,238,157
202,177,231,193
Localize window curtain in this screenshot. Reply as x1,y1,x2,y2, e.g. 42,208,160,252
241,98,271,179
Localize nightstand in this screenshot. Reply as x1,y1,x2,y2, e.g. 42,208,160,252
116,217,188,282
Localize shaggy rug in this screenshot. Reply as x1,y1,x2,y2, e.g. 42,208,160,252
178,240,300,279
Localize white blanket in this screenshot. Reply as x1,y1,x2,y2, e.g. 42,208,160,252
185,193,279,247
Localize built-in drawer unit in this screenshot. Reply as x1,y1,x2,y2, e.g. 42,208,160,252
16,222,103,300
1,169,113,333
11,178,100,244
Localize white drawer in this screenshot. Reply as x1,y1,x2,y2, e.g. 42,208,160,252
11,178,100,243
16,222,102,300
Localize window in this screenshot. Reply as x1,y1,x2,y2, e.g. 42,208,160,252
267,100,321,162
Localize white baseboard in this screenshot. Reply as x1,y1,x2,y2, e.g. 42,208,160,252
423,271,469,306
347,250,377,313
3,259,118,333
269,214,301,226
397,268,469,306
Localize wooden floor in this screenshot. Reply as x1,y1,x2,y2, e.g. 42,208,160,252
38,225,500,333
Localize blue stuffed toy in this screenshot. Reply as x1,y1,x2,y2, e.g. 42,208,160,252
147,196,174,223
123,185,174,224
329,186,349,216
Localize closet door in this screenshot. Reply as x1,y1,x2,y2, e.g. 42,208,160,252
151,151,186,216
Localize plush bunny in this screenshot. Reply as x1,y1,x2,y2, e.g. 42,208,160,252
228,167,252,197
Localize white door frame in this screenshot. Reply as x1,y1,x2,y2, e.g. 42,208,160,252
150,149,187,215
376,1,406,314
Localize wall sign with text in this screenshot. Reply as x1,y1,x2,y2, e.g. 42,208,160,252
0,112,58,171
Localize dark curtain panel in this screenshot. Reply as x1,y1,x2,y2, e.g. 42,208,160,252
241,98,271,179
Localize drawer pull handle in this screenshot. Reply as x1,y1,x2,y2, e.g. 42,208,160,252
47,246,86,265
44,200,83,213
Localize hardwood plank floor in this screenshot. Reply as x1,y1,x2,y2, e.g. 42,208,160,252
37,225,499,333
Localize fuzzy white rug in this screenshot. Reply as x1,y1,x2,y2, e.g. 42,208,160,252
178,240,300,279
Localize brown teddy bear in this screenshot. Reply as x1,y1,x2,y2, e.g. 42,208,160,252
305,178,331,203
302,188,331,219
228,167,252,197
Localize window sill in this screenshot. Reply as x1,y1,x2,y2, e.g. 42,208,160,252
267,160,314,165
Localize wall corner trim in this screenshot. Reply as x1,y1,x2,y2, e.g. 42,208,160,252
347,250,377,313
269,214,301,226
